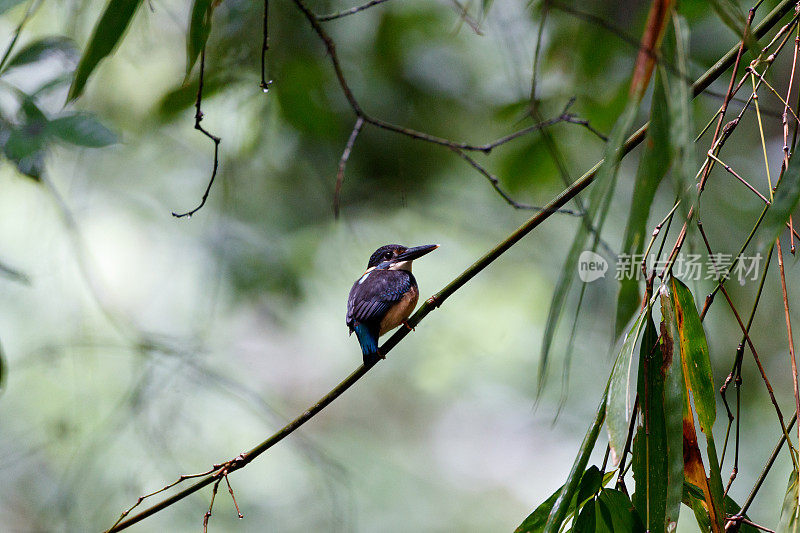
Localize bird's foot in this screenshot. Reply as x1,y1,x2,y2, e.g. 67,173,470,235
402,320,415,332
363,350,385,366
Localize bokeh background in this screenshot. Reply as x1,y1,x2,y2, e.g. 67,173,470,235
1,0,799,530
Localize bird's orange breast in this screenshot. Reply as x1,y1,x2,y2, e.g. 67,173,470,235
379,285,419,335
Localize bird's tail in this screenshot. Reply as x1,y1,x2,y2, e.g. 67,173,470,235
353,323,380,365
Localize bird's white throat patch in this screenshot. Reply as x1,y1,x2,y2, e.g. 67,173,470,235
388,260,412,271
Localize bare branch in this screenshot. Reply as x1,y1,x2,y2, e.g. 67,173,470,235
333,116,365,218
172,49,222,219
448,0,484,36
318,0,393,21
450,147,581,215
260,0,272,92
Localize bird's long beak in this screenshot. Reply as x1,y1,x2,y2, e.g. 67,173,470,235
395,244,439,263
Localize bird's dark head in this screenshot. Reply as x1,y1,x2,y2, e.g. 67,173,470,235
367,243,439,270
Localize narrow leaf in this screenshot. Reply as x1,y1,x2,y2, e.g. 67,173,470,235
668,15,695,198
4,97,48,180
574,498,596,532
543,389,608,533
616,67,672,336
607,310,647,462
186,0,215,79
669,277,715,433
5,36,77,70
596,488,645,533
632,315,668,532
67,0,143,101
708,0,760,54
515,467,608,533
539,100,639,393
47,113,117,147
779,469,800,533
659,286,684,529
664,278,724,532
575,466,604,510
681,399,721,532
683,481,712,532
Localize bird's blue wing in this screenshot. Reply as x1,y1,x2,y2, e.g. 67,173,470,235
346,269,413,328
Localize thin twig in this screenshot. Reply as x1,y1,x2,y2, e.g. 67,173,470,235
224,474,243,519
706,152,770,203
450,147,581,215
202,477,223,533
260,0,272,91
333,116,364,218
108,466,218,531
697,227,794,471
318,0,393,21
777,238,800,466
448,0,484,35
734,412,797,518
173,49,222,218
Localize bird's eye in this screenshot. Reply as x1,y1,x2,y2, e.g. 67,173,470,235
383,252,392,259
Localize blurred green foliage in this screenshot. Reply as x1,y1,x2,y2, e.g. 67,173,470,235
1,0,799,531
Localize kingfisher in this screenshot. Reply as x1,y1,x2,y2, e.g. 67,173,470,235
347,243,439,365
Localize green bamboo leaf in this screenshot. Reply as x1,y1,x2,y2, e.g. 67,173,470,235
779,469,800,533
667,277,724,531
761,147,800,247
574,498,596,532
47,113,117,147
186,0,215,79
539,100,639,393
4,36,76,71
658,286,684,529
515,486,561,533
543,389,608,533
3,96,48,180
607,310,647,462
615,68,671,337
595,488,645,533
668,277,715,432
668,15,695,198
708,0,746,36
515,466,608,533
683,481,712,532
708,0,760,53
684,482,761,533
538,222,586,394
632,315,668,532
67,0,143,101
575,466,604,510
157,75,227,119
